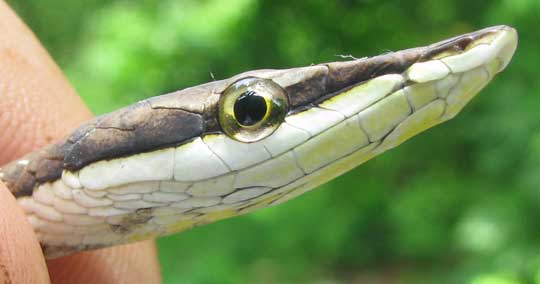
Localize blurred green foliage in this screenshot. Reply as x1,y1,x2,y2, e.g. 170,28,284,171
8,0,540,283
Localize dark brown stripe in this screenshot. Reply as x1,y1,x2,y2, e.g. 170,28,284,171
64,101,204,170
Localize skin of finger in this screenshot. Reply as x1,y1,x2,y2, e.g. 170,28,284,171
0,2,162,283
48,241,161,284
0,182,50,284
0,1,92,164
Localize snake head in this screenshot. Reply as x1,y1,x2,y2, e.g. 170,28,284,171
3,25,517,258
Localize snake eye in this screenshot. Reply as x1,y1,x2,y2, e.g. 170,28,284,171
219,77,289,142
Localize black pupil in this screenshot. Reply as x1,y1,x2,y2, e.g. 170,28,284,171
234,91,267,126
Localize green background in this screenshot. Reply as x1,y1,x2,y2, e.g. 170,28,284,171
8,0,540,283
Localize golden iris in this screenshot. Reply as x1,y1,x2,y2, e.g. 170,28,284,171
218,77,289,142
